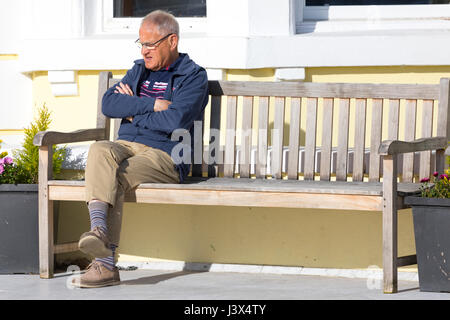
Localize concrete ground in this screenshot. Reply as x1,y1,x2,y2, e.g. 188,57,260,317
0,268,449,300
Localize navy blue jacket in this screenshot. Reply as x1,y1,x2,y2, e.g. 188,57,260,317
102,53,209,182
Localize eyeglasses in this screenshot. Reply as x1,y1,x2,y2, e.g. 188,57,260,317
135,33,174,50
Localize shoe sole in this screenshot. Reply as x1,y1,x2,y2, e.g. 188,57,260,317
72,280,120,288
78,235,112,258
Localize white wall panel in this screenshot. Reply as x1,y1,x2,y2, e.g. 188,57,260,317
0,0,22,53
0,60,32,129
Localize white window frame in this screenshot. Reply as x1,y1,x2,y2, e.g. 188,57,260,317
102,0,207,34
298,3,450,33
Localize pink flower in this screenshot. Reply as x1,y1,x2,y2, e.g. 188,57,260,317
0,164,3,175
420,177,430,183
440,174,449,180
433,171,439,177
3,156,13,165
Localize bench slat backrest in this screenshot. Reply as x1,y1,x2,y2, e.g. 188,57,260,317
97,72,449,183
256,97,269,179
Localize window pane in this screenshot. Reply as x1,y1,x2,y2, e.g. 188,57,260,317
113,0,207,18
306,0,448,5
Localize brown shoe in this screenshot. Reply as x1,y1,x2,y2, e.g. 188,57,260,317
72,260,120,288
78,226,112,258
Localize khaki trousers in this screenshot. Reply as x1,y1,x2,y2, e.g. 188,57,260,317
85,140,180,246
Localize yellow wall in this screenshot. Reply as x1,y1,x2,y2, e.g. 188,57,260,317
0,54,18,60
305,66,450,84
37,65,450,272
0,129,24,135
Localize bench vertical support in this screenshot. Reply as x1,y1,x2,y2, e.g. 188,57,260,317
97,71,112,141
382,154,398,293
38,145,54,279
437,78,450,173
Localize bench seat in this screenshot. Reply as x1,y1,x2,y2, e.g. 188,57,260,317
47,178,421,211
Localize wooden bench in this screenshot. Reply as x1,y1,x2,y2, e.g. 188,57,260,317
34,72,450,293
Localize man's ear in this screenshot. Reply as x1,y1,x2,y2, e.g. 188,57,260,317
169,34,179,50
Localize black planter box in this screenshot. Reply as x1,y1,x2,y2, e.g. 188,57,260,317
405,196,450,293
0,184,39,274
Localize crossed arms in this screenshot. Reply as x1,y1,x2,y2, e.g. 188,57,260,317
114,82,171,121
102,68,208,135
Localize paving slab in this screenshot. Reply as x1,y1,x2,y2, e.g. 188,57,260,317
0,269,449,300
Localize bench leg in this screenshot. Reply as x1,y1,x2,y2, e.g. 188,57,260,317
38,146,54,279
382,155,398,293
38,199,54,278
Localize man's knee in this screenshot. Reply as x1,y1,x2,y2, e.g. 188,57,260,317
88,141,113,157
87,140,123,164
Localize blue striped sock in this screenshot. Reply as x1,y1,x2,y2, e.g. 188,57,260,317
96,245,117,271
88,201,109,234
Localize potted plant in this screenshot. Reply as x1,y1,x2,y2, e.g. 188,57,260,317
0,106,66,274
404,156,450,293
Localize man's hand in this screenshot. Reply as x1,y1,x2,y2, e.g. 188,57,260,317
115,82,133,96
154,99,172,112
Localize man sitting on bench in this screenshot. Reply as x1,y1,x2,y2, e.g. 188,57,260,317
74,10,209,288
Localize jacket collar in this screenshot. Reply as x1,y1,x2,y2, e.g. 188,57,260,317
134,53,197,76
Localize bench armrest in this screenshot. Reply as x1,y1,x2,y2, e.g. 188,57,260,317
378,136,448,156
33,128,106,147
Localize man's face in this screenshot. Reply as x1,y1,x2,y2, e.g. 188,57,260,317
138,22,176,71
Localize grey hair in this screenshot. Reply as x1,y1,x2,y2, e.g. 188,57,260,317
141,10,179,37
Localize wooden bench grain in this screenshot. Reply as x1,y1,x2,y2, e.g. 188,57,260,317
34,72,450,293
